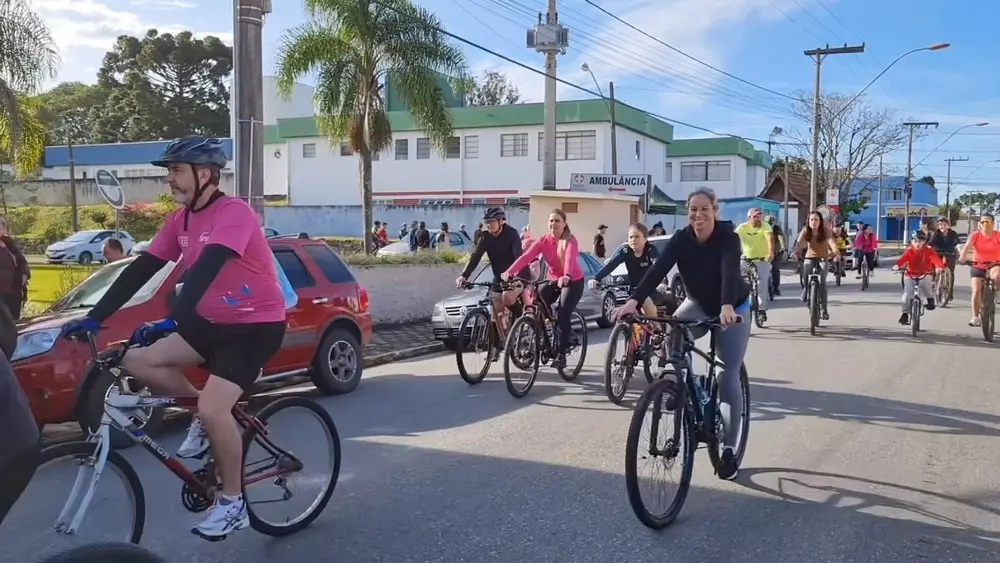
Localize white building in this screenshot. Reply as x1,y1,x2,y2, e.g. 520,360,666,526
266,99,675,206
662,137,773,201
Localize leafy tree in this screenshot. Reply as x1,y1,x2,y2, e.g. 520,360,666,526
458,70,521,106
785,93,908,208
956,192,1000,217
34,82,108,145
274,0,466,253
0,0,59,176
93,29,232,142
938,202,962,224
917,175,935,187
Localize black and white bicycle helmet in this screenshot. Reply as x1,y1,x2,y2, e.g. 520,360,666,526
483,207,505,221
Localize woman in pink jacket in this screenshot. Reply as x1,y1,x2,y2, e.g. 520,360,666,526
854,224,879,278
502,209,584,368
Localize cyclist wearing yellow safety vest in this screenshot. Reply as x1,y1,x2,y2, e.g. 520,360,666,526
735,208,774,322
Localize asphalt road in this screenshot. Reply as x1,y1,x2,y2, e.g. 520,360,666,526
4,266,999,563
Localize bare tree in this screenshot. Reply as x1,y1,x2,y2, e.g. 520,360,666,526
784,93,908,208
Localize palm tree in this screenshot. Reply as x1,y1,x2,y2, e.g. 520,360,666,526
274,0,466,253
0,0,59,176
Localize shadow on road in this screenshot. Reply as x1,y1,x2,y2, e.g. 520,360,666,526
754,325,996,349
750,381,1000,437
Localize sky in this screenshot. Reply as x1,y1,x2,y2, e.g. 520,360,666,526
30,0,1000,198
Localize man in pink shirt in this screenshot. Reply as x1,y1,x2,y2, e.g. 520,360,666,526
63,136,285,540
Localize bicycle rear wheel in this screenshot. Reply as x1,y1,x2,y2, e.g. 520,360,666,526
242,397,341,537
35,542,165,563
624,374,696,529
456,308,494,385
936,269,951,306
603,323,634,405
706,363,751,471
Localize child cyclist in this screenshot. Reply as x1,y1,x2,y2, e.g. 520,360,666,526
588,222,673,317
891,231,944,325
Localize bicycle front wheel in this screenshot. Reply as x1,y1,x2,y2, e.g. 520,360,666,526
911,299,921,337
242,397,341,537
558,311,588,381
625,374,696,529
456,308,494,385
503,315,540,398
808,281,820,335
603,323,634,405
982,287,995,343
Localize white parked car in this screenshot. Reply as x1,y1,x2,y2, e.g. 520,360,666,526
45,230,136,265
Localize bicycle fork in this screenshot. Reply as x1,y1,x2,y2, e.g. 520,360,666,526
55,412,115,535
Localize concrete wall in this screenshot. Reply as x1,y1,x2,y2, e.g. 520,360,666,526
264,204,532,238
352,264,464,324
2,175,237,207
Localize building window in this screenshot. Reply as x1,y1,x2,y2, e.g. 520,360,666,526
537,130,597,161
302,143,317,158
679,160,731,182
395,139,408,160
444,136,460,159
501,133,528,157
635,140,641,160
889,189,902,201
339,141,353,156
464,135,479,159
665,162,673,182
416,138,431,159
561,202,579,213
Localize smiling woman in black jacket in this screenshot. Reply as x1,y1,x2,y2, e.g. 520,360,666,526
612,186,751,481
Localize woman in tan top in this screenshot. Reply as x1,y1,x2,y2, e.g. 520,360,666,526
791,211,840,320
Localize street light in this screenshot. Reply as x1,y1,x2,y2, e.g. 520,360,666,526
840,43,950,112
912,122,989,170
580,62,618,174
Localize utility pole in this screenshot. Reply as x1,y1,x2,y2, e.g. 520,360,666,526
944,156,968,221
876,155,883,241
902,120,938,243
783,160,790,238
232,0,270,222
529,2,568,190
609,81,617,175
804,43,865,212
67,131,78,232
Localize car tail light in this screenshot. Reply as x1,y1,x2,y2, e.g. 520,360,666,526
357,287,369,312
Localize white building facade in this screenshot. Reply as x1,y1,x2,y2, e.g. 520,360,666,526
661,137,772,202
265,99,675,206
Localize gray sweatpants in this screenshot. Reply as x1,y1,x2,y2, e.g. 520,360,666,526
673,299,751,448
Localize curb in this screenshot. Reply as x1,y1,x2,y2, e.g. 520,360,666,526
365,342,445,367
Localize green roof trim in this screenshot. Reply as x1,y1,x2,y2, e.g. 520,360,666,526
273,99,674,144
264,124,280,145
667,137,771,168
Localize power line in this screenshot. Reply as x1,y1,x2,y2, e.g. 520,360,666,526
581,0,798,102
375,0,777,143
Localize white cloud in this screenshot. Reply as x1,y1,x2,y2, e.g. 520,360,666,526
128,0,197,9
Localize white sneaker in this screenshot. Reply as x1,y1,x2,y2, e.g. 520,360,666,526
969,316,982,327
192,496,249,540
177,417,210,459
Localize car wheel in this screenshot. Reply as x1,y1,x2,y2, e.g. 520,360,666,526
311,327,363,395
670,276,687,302
78,251,93,265
597,291,616,328
78,365,164,450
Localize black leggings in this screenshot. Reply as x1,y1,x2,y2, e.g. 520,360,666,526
0,442,39,527
539,278,584,354
855,251,876,273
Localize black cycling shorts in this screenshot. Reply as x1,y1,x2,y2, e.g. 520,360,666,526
971,267,988,279
176,315,286,391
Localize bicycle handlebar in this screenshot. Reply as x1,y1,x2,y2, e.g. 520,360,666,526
617,313,742,329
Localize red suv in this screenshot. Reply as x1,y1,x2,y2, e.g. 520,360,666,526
13,238,372,447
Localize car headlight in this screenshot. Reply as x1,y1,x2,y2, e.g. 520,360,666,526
11,328,62,362
432,304,444,317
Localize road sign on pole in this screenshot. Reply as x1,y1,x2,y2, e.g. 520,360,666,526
95,169,125,237
825,188,839,205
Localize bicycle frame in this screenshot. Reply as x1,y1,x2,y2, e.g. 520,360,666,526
650,321,721,445
54,339,297,536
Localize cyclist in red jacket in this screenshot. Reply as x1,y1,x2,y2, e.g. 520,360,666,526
891,231,944,325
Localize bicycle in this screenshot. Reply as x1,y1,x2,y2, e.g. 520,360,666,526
741,258,765,329
501,277,588,398
802,259,826,335
41,330,341,544
601,307,663,405
967,260,1000,342
623,314,749,529
831,254,845,287
896,270,931,337
454,281,522,385
934,252,955,307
